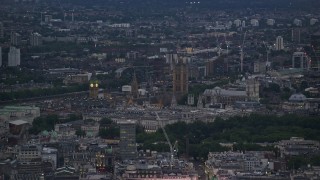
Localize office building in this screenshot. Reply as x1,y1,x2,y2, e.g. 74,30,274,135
119,120,137,160
44,15,52,23
10,32,21,46
292,28,301,43
277,137,320,157
234,19,242,27
246,78,260,102
275,36,284,51
8,46,20,67
293,19,302,26
267,19,275,26
250,19,259,27
30,32,42,46
17,145,43,176
292,52,309,69
242,20,246,28
310,18,319,26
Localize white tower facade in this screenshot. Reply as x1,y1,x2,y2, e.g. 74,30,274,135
242,20,246,28
10,32,21,46
310,18,319,26
250,19,259,27
267,19,275,26
30,32,42,46
246,78,260,101
187,94,195,105
8,47,21,67
293,19,302,26
234,19,242,27
275,36,284,51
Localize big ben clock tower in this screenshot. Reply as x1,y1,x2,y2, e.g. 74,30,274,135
89,80,99,99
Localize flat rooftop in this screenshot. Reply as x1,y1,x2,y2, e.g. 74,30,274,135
9,119,28,125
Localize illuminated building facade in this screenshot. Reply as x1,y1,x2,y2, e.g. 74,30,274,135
119,120,137,160
89,80,99,99
95,147,114,173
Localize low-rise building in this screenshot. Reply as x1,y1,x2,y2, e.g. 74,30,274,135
63,73,92,85
81,122,99,137
205,151,286,180
0,106,40,124
277,137,320,157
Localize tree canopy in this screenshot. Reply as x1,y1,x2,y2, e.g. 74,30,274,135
29,114,83,135
136,114,320,159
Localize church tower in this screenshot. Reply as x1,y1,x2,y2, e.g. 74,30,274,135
89,80,99,99
172,57,189,100
131,71,139,98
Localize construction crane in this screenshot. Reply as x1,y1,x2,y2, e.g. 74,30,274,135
240,31,247,73
155,112,176,169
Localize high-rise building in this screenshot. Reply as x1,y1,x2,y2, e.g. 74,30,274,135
0,22,4,38
44,15,52,23
250,19,259,27
119,120,137,160
246,78,260,102
10,32,21,46
187,94,195,105
310,18,319,26
293,19,302,27
30,32,42,46
172,57,188,99
17,145,43,177
292,52,309,69
311,32,320,70
275,36,284,51
267,19,275,26
0,47,2,67
234,19,242,27
242,20,246,28
8,46,20,67
292,28,301,43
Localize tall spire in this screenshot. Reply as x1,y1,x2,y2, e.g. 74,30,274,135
197,95,203,108
131,71,139,98
171,94,177,108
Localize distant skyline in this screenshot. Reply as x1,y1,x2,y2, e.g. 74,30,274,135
51,0,320,10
